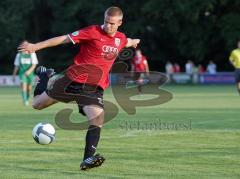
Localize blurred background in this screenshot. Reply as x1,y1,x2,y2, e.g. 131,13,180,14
1,0,240,75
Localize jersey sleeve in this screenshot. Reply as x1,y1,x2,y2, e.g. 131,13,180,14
14,53,20,66
30,53,38,64
68,26,95,44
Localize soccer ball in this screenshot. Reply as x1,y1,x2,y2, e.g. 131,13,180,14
32,123,56,145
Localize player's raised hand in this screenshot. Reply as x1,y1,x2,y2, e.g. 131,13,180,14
126,38,140,48
18,41,36,54
132,39,140,48
24,71,31,76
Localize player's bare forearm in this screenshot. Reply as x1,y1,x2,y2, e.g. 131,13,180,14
125,38,140,48
35,35,71,50
12,66,18,82
25,64,37,75
12,66,18,76
146,65,150,76
18,35,71,53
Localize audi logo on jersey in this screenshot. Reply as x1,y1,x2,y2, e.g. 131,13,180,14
102,45,119,54
101,45,119,60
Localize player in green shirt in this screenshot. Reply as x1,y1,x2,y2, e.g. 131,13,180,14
229,40,240,94
13,51,38,105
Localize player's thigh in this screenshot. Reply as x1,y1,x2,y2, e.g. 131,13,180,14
83,105,104,126
26,74,35,86
32,91,58,109
27,84,32,91
19,75,27,88
46,74,76,103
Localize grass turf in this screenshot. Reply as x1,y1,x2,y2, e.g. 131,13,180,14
0,85,239,178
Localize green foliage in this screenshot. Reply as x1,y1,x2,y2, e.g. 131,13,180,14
1,0,240,73
0,0,33,56
219,13,240,50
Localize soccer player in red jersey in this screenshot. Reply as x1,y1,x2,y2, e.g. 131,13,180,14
18,6,140,170
131,49,149,93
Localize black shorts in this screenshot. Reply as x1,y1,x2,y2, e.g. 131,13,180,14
46,74,104,115
235,69,240,83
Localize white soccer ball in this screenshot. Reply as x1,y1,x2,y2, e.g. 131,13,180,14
32,123,56,145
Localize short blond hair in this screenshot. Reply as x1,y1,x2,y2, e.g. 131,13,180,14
104,6,123,19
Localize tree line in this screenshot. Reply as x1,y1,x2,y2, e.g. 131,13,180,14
1,0,239,74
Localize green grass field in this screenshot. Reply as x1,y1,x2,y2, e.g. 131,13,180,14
0,85,240,179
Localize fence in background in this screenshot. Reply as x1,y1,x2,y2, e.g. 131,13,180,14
0,72,235,86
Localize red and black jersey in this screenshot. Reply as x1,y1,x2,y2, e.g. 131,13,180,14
67,25,128,89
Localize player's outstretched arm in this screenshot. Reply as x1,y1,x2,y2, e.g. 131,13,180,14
18,35,71,53
12,66,19,82
145,62,150,76
125,38,140,48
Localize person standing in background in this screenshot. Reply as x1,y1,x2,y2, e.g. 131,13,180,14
173,63,181,73
229,40,240,94
206,61,217,74
131,49,149,93
13,47,38,106
185,60,194,75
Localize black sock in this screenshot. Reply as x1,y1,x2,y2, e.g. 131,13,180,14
34,73,49,96
83,125,101,160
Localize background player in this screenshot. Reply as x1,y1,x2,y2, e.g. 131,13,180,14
18,6,140,170
13,47,38,106
131,49,149,93
229,40,240,94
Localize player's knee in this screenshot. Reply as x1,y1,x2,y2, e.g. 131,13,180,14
32,101,44,110
32,103,42,110
83,105,104,127
89,115,104,127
